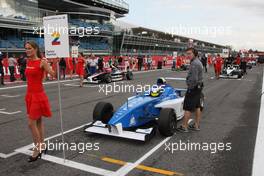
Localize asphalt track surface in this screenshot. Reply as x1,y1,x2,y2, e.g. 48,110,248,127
0,65,263,176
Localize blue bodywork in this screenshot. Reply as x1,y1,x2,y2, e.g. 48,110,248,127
108,84,183,129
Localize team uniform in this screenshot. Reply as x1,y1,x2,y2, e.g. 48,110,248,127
215,56,223,76
25,59,52,120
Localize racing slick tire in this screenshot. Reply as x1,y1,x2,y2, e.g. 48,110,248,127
93,102,114,124
104,74,112,83
126,71,133,80
158,108,177,137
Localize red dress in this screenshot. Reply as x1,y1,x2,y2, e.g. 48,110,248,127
25,59,52,120
67,57,74,71
76,57,85,76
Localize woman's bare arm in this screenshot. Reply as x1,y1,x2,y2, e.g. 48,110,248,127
41,60,55,77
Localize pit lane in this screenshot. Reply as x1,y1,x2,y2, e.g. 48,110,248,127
0,66,262,176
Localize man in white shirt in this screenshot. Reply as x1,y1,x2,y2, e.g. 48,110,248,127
8,54,17,82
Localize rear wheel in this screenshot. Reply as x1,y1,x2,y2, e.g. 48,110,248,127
93,102,114,124
104,74,112,83
126,71,133,80
158,108,177,136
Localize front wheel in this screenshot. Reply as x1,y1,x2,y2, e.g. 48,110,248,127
93,102,114,124
158,108,177,137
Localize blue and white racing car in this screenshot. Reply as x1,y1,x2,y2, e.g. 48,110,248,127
85,78,204,141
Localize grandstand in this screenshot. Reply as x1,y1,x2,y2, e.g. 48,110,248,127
0,0,127,55
0,0,227,56
113,27,227,56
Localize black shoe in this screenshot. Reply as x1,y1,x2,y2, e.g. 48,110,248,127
28,152,42,162
41,148,48,154
177,125,189,133
188,124,201,131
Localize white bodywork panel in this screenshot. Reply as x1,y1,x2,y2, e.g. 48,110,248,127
155,97,184,120
85,121,154,141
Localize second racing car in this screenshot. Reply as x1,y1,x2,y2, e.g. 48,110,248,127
84,67,133,84
220,65,243,79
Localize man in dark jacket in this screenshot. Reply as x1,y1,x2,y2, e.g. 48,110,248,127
201,54,207,73
0,52,4,85
18,54,27,81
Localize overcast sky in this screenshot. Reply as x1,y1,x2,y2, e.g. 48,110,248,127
121,0,264,51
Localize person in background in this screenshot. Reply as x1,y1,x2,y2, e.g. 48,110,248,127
98,56,104,72
147,55,152,70
59,58,66,80
137,56,143,71
114,57,119,68
67,55,74,80
108,57,113,68
215,54,223,79
235,54,241,65
8,54,17,82
0,52,4,85
76,53,86,87
144,55,148,70
18,54,27,81
201,54,208,73
240,57,247,75
176,55,182,70
89,55,98,75
124,56,130,72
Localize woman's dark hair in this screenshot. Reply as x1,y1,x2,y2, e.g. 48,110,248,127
79,52,84,57
25,41,42,58
186,48,198,57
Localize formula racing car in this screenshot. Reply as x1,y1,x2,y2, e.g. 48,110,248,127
84,67,133,84
220,65,243,79
85,78,204,141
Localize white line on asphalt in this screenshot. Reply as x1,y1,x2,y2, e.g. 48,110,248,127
113,137,171,176
16,149,114,176
0,108,21,115
15,122,92,153
63,83,99,88
252,67,264,176
0,79,79,91
0,151,19,159
1,94,20,98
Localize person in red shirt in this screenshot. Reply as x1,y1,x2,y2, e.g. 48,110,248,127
76,52,86,87
176,56,182,69
235,54,241,65
215,54,223,79
67,54,74,79
24,41,55,162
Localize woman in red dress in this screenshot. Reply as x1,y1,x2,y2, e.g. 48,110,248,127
76,52,86,87
25,41,55,162
67,54,74,79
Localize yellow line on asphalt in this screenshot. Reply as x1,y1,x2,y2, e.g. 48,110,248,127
101,157,184,176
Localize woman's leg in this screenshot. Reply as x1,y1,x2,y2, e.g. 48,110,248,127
28,118,41,155
36,118,45,150
80,75,84,87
